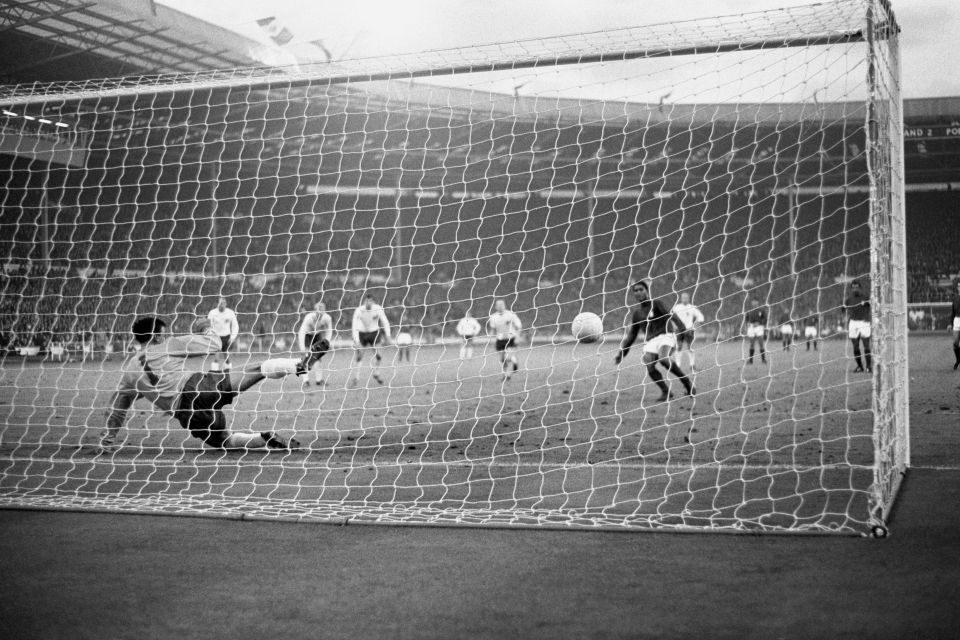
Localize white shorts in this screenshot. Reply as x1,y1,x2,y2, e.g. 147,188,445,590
780,324,793,335
643,333,677,355
953,317,960,332
746,324,766,339
804,326,818,339
848,319,871,339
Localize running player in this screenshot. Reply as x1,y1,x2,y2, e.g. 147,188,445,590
297,301,334,387
99,316,328,452
207,297,239,371
950,280,960,370
456,310,482,359
350,294,393,387
844,279,872,373
487,300,522,380
615,280,694,402
744,298,767,364
803,311,820,351
671,292,705,371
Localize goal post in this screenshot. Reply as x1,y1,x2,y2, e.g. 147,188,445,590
0,0,906,535
865,0,908,531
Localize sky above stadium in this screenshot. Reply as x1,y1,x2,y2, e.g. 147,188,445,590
159,0,958,100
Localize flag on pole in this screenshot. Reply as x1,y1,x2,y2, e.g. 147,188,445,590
309,39,333,62
257,17,294,46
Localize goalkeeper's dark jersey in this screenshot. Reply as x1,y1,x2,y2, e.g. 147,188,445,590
952,294,960,320
745,307,767,326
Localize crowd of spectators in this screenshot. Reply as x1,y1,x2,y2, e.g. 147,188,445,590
2,189,955,354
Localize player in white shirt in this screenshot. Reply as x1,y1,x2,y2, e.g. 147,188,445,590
298,301,334,387
456,310,482,359
671,292,705,371
487,299,522,380
350,294,393,387
207,297,239,371
395,327,413,363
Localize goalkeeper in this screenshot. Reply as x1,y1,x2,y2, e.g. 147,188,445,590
99,315,329,452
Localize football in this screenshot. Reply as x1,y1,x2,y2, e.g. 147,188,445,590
571,312,604,343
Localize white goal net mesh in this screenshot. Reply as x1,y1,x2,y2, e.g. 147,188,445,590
0,0,906,534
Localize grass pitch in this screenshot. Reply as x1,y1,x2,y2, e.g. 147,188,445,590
1,336,883,532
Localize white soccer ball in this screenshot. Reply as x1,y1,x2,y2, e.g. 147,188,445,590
571,312,604,343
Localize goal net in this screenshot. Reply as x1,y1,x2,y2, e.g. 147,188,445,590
0,0,906,535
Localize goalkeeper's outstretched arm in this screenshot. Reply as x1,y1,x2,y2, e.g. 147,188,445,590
102,387,137,446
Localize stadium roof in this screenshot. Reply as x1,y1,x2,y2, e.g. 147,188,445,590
0,0,955,119
0,0,264,83
0,0,957,187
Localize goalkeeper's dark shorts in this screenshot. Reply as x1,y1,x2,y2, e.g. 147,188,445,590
677,329,695,346
495,337,516,352
175,372,238,448
218,335,233,352
305,332,327,350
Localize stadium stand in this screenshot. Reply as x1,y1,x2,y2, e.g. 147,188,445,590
1,57,958,351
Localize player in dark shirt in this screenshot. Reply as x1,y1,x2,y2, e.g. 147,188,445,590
951,280,960,370
615,280,694,402
744,299,767,364
844,279,872,373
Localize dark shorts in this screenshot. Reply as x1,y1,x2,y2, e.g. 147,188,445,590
677,329,695,346
306,332,327,350
174,372,238,448
495,337,516,352
219,336,233,352
358,331,381,348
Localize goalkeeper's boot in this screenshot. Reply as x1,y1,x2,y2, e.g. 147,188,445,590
261,431,301,450
299,338,331,373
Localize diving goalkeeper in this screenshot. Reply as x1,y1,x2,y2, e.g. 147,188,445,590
99,315,328,452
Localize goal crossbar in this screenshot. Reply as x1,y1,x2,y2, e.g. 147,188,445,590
0,0,894,106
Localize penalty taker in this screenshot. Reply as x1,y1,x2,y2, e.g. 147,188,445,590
99,316,330,452
615,280,694,402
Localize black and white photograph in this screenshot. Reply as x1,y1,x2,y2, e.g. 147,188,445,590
1,1,959,637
